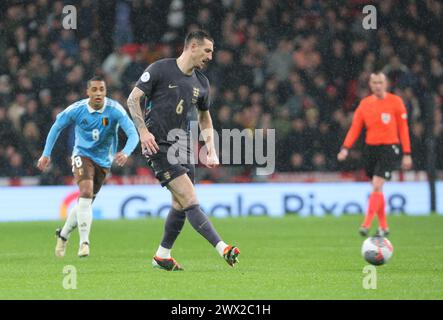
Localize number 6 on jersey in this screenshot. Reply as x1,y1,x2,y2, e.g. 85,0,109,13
176,99,184,115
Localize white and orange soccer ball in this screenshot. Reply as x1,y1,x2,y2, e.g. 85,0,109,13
361,236,394,266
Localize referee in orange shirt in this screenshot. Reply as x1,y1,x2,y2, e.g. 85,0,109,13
337,71,413,237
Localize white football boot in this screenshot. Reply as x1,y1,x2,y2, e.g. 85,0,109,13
78,242,90,257
55,228,68,257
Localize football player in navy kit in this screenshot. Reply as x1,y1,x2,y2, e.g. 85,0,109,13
127,30,240,271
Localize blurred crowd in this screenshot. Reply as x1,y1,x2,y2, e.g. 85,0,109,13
0,0,442,183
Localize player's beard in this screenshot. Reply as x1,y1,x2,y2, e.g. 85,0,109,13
95,102,104,109
91,99,104,110
199,59,209,69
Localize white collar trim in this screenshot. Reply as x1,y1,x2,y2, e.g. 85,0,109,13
87,97,107,113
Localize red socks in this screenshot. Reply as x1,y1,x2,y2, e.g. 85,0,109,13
362,192,387,229
377,193,388,230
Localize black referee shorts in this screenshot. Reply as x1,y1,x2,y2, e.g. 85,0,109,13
145,143,195,187
363,144,401,180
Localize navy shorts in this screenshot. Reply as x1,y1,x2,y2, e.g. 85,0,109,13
145,143,195,187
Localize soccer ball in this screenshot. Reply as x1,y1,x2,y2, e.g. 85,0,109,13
361,236,394,266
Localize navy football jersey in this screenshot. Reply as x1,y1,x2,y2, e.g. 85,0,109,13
135,58,211,145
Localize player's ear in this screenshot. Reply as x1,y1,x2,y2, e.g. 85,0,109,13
190,40,199,51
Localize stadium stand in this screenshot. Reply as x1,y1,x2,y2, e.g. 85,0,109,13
0,0,442,185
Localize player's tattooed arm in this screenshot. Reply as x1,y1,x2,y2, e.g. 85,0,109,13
127,87,159,155
127,87,147,131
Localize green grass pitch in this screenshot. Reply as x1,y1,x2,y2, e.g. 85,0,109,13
0,215,442,299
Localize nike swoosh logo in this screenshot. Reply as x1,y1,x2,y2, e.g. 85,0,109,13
168,84,178,88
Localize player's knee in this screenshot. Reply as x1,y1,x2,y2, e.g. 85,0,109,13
79,188,94,199
375,186,383,192
78,179,94,199
372,181,384,192
172,199,183,211
180,194,198,209
79,192,93,199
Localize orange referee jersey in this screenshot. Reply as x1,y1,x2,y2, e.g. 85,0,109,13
343,93,411,154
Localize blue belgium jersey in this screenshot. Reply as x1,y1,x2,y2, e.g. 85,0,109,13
43,97,139,168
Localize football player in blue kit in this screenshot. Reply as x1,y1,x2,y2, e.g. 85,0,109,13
37,76,139,257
